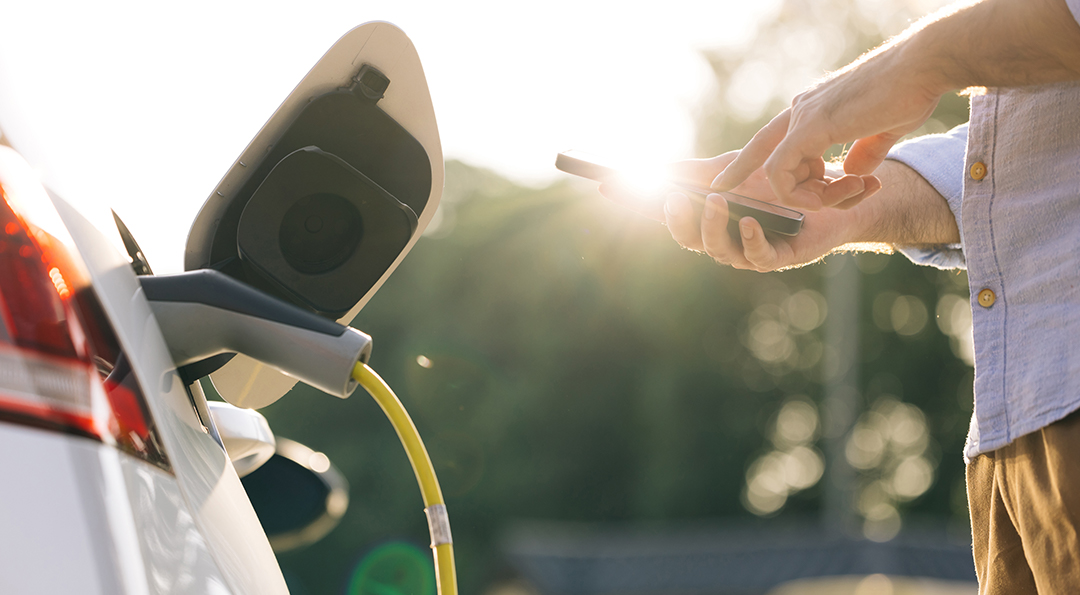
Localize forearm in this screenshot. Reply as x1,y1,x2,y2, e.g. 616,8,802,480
903,0,1080,93
848,159,960,247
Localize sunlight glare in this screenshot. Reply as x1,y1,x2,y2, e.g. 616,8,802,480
617,164,671,198
0,0,774,272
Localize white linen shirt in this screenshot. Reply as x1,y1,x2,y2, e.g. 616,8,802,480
887,2,1080,459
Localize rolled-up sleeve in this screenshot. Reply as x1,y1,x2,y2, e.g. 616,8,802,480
885,123,968,269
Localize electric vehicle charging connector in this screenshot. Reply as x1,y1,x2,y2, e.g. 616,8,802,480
142,269,457,595
140,269,371,399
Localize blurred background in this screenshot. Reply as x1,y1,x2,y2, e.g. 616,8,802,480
0,0,979,593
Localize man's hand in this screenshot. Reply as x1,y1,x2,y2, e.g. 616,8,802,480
600,152,882,272
711,18,949,211
712,74,941,212
712,0,1080,210
599,154,958,272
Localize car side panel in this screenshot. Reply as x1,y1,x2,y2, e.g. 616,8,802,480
119,449,231,594
0,425,137,593
49,194,288,594
0,424,234,594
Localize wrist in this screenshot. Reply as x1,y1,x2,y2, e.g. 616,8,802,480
850,159,961,246
884,3,981,95
821,167,887,245
844,185,889,245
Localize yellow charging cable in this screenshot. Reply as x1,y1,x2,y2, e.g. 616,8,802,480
351,362,458,595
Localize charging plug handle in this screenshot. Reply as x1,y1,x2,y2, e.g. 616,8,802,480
141,269,371,398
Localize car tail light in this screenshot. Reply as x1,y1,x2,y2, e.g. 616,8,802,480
0,147,170,472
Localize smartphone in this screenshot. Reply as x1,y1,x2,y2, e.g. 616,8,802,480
555,149,804,236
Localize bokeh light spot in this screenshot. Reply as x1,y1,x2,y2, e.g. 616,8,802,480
744,398,824,516
773,400,818,446
784,289,827,332
348,542,435,595
853,573,894,595
890,295,927,336
937,293,975,366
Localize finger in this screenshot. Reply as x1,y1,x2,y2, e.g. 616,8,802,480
738,217,784,271
788,178,826,212
700,194,750,267
820,174,866,206
862,174,882,197
831,174,882,210
764,124,829,208
764,137,834,209
792,161,811,185
808,157,825,182
785,157,829,210
669,152,738,187
664,192,703,251
599,182,666,222
712,110,792,191
843,133,901,175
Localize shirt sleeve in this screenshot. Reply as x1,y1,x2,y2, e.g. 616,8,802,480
884,123,968,270
1068,0,1080,26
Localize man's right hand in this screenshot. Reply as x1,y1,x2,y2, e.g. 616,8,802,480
712,0,1080,211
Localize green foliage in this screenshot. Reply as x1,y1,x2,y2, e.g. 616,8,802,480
347,542,435,595
263,1,979,591
263,162,973,593
695,0,975,539
265,163,800,591
697,0,968,156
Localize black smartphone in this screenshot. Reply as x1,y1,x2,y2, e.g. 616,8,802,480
555,149,803,236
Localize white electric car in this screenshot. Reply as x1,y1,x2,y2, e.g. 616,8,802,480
0,141,292,593
0,21,443,594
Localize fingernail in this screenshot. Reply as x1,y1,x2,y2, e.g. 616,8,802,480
710,173,726,191
704,195,720,220
665,194,688,217
741,220,754,240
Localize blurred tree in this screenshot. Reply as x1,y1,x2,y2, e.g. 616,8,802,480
695,0,974,540
260,1,979,592
264,162,808,592
697,0,969,157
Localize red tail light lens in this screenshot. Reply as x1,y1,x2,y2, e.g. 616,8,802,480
0,148,170,472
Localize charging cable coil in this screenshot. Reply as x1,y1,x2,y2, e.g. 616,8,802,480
352,362,457,595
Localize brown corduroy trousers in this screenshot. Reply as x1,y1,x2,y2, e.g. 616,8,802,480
967,411,1080,594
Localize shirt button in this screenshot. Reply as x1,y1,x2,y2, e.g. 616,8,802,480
970,162,987,180
978,288,996,308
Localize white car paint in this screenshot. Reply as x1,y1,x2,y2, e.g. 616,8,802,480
51,191,289,594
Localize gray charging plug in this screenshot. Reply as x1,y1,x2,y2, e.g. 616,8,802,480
140,269,371,399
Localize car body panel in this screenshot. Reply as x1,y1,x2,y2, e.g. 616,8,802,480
48,192,288,594
0,21,437,591
0,423,233,594
0,423,131,595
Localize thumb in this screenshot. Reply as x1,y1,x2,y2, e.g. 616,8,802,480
843,133,901,176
